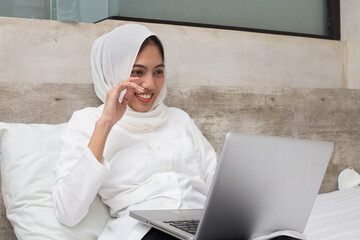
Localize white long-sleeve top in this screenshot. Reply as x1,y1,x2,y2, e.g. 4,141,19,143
53,105,217,240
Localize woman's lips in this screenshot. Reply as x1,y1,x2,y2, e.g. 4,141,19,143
134,93,153,103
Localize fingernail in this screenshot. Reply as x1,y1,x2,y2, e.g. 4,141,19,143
138,86,144,92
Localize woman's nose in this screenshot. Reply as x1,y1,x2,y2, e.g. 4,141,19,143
140,73,155,90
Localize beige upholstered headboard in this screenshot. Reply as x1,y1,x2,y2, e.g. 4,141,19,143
0,82,359,237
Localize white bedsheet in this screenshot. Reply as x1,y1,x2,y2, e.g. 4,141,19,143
304,187,360,240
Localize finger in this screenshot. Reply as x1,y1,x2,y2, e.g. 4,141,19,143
115,81,144,94
118,77,140,88
129,77,140,82
121,90,134,106
126,77,143,92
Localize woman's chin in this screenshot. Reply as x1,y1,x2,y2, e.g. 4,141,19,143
128,103,153,112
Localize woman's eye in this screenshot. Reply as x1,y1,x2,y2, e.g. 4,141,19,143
154,70,164,75
131,70,143,76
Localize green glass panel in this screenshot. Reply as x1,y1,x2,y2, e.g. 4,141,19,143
118,0,328,36
0,0,328,36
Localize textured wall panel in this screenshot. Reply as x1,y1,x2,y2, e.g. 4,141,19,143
0,83,359,236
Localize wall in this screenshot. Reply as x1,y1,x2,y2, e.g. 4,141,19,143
341,0,360,89
1,1,359,89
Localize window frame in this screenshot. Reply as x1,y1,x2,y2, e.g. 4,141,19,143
96,0,340,40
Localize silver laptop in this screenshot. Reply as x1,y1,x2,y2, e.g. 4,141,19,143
130,132,334,240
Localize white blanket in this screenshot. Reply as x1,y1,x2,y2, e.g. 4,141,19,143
304,187,360,240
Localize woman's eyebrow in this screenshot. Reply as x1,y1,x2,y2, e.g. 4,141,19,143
132,63,165,69
155,63,165,68
133,64,147,69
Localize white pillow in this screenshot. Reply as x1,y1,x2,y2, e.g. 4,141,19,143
0,123,112,240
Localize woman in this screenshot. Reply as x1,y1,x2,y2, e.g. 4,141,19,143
53,24,217,240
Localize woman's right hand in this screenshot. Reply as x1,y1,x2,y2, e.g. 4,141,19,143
88,77,144,163
100,77,144,128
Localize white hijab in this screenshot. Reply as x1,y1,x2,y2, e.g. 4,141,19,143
91,24,167,133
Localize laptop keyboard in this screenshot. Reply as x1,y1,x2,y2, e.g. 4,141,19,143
163,220,199,235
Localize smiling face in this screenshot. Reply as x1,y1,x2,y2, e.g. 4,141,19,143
128,41,165,112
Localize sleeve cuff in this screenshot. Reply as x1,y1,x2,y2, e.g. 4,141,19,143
83,147,110,170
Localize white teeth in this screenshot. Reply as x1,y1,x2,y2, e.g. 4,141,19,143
135,93,152,99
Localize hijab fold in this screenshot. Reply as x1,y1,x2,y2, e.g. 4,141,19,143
91,24,168,133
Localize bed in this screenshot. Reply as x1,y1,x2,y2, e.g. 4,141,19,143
0,82,359,239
